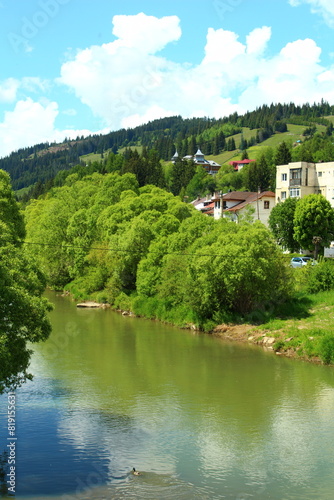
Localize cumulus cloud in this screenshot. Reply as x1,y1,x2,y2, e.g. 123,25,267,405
3,12,334,157
111,13,182,54
289,0,334,27
58,13,334,135
0,98,92,158
246,26,272,55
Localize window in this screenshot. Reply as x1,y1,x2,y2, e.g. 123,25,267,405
318,171,322,177
290,188,300,198
281,191,287,200
281,173,287,181
215,200,220,209
264,201,270,209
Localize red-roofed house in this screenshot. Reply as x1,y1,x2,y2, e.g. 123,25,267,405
212,190,275,226
191,196,215,216
229,159,255,171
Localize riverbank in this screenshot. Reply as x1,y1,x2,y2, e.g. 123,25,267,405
211,323,322,364
60,287,334,366
212,289,334,366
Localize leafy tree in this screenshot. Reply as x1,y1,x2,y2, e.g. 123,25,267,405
187,221,292,319
294,194,334,257
269,197,300,252
0,170,25,242
184,166,207,200
0,170,52,393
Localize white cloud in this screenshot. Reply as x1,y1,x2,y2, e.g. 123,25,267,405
202,28,245,64
289,0,334,27
246,26,271,55
238,38,325,109
0,78,20,103
58,13,334,137
59,14,245,131
0,98,93,158
0,98,58,156
112,13,181,54
3,12,334,158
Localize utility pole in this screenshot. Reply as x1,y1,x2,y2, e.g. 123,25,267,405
257,187,260,220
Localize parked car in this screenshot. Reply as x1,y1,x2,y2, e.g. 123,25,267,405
290,256,317,268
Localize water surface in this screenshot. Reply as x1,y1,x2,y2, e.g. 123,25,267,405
1,291,334,499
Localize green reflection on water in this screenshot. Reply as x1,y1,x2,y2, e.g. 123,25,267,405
26,291,334,499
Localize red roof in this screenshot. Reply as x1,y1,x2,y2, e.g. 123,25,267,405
229,159,255,166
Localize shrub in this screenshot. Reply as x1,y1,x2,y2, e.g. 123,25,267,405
318,334,334,364
273,340,285,351
306,260,334,293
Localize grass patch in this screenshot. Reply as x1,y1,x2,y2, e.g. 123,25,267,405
252,287,334,364
80,150,112,164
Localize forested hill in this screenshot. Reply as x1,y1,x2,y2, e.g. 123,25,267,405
1,100,334,191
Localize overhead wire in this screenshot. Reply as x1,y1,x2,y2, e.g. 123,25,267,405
22,240,221,258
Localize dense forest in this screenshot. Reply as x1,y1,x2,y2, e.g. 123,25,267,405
1,100,334,193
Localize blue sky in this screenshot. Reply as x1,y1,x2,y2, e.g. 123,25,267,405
1,0,334,157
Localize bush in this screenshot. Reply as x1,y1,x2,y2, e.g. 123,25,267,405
318,334,334,364
305,259,334,293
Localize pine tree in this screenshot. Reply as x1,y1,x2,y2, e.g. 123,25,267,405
213,135,220,155
218,131,225,151
188,135,197,156
275,141,291,166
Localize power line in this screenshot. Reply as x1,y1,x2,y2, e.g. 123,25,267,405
22,240,221,258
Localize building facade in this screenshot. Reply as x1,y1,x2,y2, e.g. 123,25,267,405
212,191,275,226
275,161,334,207
172,149,221,175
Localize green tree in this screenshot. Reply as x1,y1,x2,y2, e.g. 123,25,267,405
257,154,271,191
0,170,25,243
246,156,272,192
187,221,292,319
170,158,184,196
294,194,334,257
269,197,300,252
275,141,291,166
0,171,52,393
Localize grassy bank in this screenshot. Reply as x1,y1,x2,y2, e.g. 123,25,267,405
214,266,334,366
253,288,334,364
63,247,334,366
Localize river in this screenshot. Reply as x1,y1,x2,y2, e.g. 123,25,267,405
1,291,334,499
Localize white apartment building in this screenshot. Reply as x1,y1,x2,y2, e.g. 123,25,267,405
275,161,334,207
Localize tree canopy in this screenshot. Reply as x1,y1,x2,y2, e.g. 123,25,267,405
293,194,334,255
269,197,300,252
0,170,52,393
25,171,293,329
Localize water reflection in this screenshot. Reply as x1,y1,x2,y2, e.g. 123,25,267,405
1,291,334,499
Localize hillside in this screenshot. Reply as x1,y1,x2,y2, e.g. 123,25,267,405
1,101,334,193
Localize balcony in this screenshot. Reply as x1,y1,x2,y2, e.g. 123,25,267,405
289,178,302,186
